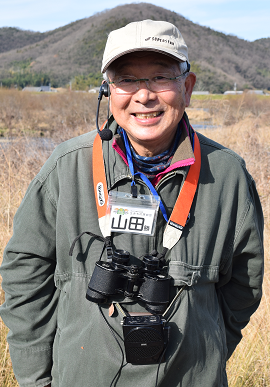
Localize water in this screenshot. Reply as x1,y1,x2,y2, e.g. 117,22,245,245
192,123,220,130
0,137,57,160
0,137,56,150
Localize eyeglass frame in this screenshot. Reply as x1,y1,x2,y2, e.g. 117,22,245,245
108,65,191,94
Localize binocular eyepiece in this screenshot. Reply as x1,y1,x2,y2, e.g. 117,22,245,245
86,249,171,314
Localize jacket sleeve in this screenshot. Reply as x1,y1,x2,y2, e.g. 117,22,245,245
0,177,59,387
216,177,264,360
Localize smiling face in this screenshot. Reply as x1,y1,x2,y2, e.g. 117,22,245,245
107,52,196,157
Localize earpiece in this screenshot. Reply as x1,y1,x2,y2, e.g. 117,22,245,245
98,82,109,100
96,82,113,141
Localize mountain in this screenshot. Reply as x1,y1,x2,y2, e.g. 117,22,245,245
0,2,269,93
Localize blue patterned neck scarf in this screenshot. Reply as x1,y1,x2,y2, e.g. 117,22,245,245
117,125,182,180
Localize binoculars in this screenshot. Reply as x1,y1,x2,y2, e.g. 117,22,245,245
86,249,172,314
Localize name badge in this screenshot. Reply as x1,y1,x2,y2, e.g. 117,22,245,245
108,191,160,236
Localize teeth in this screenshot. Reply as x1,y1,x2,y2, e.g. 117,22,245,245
135,112,161,119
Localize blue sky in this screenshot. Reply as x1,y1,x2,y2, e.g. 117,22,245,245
1,0,269,42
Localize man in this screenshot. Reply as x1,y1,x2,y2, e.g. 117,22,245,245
0,20,264,387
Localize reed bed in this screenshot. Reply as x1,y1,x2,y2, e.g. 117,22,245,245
0,89,108,138
0,90,269,386
198,96,270,386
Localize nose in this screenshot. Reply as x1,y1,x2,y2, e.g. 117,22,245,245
133,81,157,104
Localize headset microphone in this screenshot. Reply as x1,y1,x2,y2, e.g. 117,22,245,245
96,82,113,141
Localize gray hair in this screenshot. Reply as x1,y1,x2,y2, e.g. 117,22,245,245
179,61,188,74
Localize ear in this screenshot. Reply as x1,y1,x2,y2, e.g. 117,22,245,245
184,72,196,107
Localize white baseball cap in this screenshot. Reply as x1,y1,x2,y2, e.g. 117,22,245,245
101,19,189,73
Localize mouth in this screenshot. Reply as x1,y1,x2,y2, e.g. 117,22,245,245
132,111,163,119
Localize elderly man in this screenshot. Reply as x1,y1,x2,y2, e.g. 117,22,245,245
0,20,264,387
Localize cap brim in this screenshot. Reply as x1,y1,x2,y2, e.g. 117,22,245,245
101,47,188,73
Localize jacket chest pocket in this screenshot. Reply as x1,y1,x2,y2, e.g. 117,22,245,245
168,261,219,287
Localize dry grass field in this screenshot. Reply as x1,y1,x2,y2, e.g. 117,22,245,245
195,97,270,387
0,90,269,386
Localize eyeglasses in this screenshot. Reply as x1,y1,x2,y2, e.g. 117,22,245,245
108,70,189,94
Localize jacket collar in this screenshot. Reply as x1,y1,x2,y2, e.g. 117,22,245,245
112,112,194,164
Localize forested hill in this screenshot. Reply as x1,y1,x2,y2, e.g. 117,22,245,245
0,2,269,93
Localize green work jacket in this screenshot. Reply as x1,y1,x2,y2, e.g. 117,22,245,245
0,114,264,387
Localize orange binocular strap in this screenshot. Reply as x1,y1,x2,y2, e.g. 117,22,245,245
163,132,201,249
93,122,111,237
